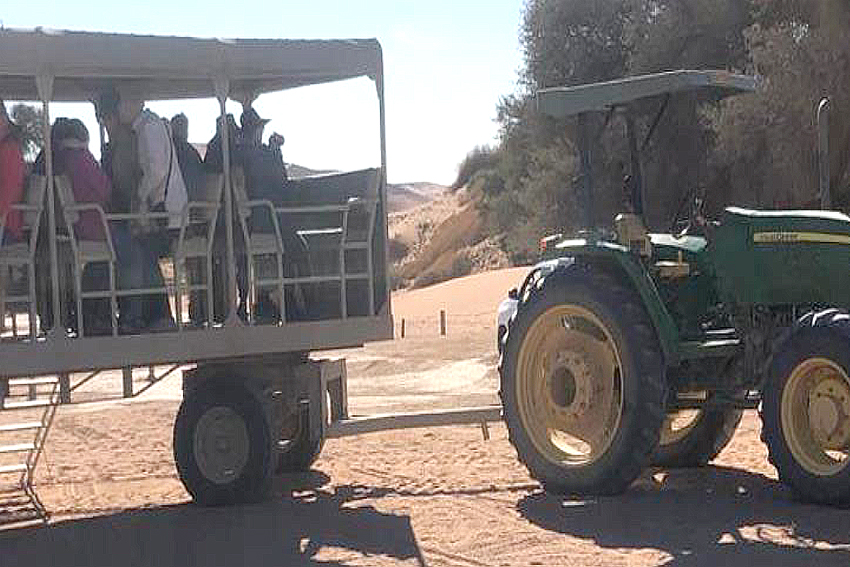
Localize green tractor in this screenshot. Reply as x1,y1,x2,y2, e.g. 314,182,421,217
499,70,850,505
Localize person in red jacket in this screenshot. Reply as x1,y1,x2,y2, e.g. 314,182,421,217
0,99,25,243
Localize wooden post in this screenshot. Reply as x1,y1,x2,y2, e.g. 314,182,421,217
401,318,405,338
59,373,71,404
440,310,446,336
122,367,133,398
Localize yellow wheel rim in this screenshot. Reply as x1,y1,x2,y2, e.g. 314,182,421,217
515,304,623,467
781,357,850,477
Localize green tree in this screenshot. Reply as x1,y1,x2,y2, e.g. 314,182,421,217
10,103,45,162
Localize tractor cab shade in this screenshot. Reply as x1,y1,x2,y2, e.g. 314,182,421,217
536,70,757,119
535,70,757,225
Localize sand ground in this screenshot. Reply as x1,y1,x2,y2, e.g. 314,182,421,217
1,268,849,566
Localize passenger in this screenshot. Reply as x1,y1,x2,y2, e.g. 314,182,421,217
202,113,245,321
0,99,25,244
52,119,113,334
203,114,240,174
96,90,177,333
170,113,204,199
239,107,309,320
171,113,215,325
99,90,140,214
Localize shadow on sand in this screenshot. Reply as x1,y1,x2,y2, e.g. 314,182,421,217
518,465,850,566
0,472,426,567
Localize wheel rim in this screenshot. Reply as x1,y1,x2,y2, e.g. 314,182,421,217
781,357,850,477
193,406,251,485
515,304,624,467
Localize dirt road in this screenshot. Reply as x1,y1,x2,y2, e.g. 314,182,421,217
1,269,849,566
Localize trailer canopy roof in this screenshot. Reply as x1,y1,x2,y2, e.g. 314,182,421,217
0,28,382,102
537,70,757,118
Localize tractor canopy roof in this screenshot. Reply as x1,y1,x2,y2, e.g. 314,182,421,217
537,70,756,119
0,27,382,102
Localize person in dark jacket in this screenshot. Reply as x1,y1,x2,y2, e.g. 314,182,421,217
171,113,205,199
238,107,308,320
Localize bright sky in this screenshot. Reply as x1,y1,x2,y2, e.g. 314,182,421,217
2,1,524,185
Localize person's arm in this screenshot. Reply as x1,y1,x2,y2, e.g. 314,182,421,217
135,118,169,209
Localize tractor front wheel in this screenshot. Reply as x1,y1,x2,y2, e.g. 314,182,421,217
499,268,666,496
763,313,850,505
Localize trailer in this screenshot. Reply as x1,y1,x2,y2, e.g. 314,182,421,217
0,29,505,525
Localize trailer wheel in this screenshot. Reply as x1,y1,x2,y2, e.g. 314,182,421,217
174,381,272,505
276,401,325,473
499,267,666,496
763,314,850,505
652,405,742,468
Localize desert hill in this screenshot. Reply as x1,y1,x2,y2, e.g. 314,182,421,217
388,185,509,289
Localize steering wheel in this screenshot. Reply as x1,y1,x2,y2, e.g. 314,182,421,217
669,187,708,238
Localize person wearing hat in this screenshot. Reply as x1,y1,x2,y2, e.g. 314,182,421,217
238,106,311,321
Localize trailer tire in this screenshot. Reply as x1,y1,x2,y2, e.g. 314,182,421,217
652,406,742,468
276,402,325,473
499,267,666,496
174,381,272,506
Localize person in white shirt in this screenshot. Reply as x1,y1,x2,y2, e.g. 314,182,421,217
128,103,188,228
97,91,180,333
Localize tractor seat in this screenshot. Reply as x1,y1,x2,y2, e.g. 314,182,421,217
614,213,652,257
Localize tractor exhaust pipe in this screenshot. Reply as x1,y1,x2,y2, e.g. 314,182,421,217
818,97,831,210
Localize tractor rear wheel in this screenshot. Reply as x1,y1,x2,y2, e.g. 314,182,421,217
652,404,742,468
499,268,666,496
763,311,850,505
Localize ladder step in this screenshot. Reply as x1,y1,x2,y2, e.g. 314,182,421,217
0,464,27,475
7,377,59,387
0,509,43,528
0,443,35,454
2,399,54,410
0,422,43,433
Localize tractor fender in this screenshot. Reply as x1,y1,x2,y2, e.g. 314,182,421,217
536,240,681,364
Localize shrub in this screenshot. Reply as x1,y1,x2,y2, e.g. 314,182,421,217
452,146,500,190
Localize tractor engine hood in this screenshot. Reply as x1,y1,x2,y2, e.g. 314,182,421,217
710,207,850,307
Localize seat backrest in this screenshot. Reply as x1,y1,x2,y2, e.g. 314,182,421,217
344,168,380,244
230,167,249,217
23,175,46,229
53,175,77,222
192,173,224,223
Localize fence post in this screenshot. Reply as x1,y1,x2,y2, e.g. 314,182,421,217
59,373,71,404
401,318,405,338
122,367,133,398
440,310,446,336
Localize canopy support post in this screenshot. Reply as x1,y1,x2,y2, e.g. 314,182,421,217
214,77,240,326
37,74,62,340
625,111,644,217
576,112,594,231
376,59,390,317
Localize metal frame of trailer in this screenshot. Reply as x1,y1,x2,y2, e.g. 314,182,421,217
0,29,503,521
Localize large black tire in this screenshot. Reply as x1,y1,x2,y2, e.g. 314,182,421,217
174,381,272,506
652,407,742,468
275,401,325,473
762,309,850,505
499,266,667,496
